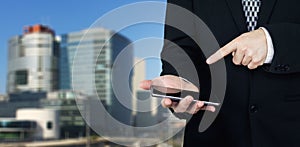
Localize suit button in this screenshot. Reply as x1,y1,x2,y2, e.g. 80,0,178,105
249,105,258,113
284,65,290,71
275,64,289,72
274,65,282,71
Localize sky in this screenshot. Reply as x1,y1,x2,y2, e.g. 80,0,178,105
0,0,166,94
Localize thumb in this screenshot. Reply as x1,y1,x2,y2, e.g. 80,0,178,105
139,80,152,90
161,98,172,108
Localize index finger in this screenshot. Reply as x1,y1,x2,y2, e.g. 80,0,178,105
206,39,237,64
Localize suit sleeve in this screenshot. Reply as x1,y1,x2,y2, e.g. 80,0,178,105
263,23,300,74
161,0,211,119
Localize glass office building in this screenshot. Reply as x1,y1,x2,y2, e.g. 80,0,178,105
60,27,133,125
0,119,36,141
60,28,132,103
7,25,59,94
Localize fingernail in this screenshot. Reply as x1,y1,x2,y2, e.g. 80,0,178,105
206,59,211,64
164,99,169,105
162,100,170,108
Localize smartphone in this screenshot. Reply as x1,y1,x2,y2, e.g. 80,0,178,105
150,85,220,106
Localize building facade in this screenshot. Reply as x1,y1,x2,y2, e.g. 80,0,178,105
16,108,60,140
0,118,36,142
132,58,146,116
0,108,59,142
7,25,59,94
40,90,87,138
60,28,133,125
59,28,132,102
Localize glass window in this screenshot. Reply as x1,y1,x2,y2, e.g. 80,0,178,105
19,45,25,57
15,70,28,85
47,121,53,130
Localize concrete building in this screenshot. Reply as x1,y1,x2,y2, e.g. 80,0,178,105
40,90,88,138
0,90,101,139
131,58,167,127
7,24,59,94
132,58,146,116
16,108,60,140
0,108,59,142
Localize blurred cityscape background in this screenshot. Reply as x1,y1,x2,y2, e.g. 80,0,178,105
0,1,186,147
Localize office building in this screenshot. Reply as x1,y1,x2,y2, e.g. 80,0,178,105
60,27,133,125
9,91,47,102
131,58,168,126
0,108,59,142
60,27,132,102
134,90,156,127
0,100,40,118
132,58,146,115
7,24,59,94
0,118,36,142
40,90,88,138
16,108,60,140
0,94,8,102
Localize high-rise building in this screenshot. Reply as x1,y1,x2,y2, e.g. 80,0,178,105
132,58,146,115
60,27,133,125
7,24,59,94
60,28,131,101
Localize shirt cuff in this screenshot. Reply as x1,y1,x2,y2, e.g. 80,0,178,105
260,27,274,64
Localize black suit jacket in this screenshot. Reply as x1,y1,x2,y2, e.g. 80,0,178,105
161,0,300,146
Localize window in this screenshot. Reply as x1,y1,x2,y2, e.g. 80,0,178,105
38,44,50,48
38,56,43,71
19,45,25,57
15,70,28,85
46,121,53,130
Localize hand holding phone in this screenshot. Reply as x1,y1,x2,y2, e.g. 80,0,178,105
140,75,218,113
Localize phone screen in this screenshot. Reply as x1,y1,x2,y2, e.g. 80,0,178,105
151,85,199,102
150,85,220,106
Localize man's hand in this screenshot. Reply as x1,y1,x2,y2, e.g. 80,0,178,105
139,75,215,114
206,28,268,69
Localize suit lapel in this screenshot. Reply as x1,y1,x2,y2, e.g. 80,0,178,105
225,0,247,33
257,0,278,26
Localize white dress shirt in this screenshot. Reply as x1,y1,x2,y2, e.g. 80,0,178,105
260,27,274,63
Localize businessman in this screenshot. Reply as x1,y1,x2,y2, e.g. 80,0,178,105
141,0,300,146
